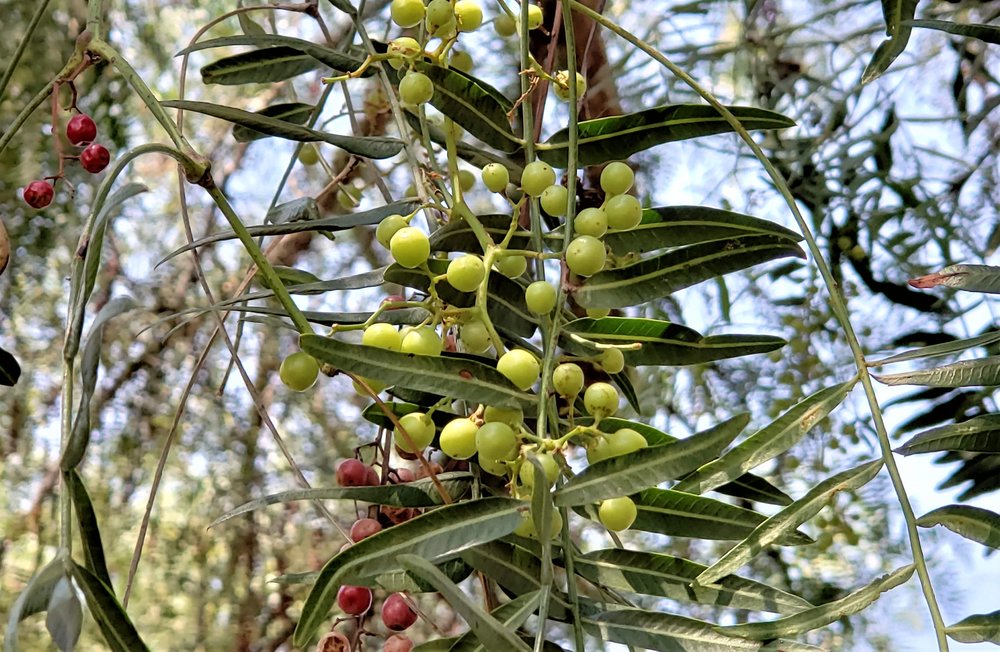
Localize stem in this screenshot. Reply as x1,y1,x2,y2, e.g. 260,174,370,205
86,0,106,43
0,0,54,104
569,3,949,649
0,54,85,158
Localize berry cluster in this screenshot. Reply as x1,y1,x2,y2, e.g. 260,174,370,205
21,112,112,210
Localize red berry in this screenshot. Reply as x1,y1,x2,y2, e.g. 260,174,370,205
66,114,97,145
337,585,373,615
336,459,378,487
381,593,418,631
384,634,414,652
350,518,383,542
80,143,110,173
23,181,54,209
391,468,415,483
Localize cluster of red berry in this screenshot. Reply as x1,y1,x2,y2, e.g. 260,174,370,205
22,113,111,209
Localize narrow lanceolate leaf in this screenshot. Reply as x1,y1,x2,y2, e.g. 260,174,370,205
717,565,914,640
300,335,534,408
179,35,369,75
429,214,536,253
69,562,150,652
538,104,796,168
266,196,322,224
210,475,471,527
232,102,314,142
713,472,792,507
0,345,20,387
554,414,749,507
65,470,112,587
916,505,1000,549
874,356,1000,387
563,317,785,367
896,414,1000,455
861,0,919,84
946,610,1000,644
871,330,1000,367
904,19,1000,45
576,549,813,614
447,591,542,652
4,558,64,652
695,460,884,587
45,576,83,652
604,205,802,257
293,497,523,647
574,236,805,310
399,555,531,652
459,541,567,615
410,62,520,153
201,46,321,84
675,381,856,495
909,264,1000,294
626,489,812,545
160,100,404,159
586,609,762,651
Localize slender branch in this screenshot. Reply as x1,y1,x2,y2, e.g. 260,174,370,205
0,0,55,104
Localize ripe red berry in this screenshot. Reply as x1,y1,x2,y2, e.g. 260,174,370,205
336,459,378,487
80,143,110,173
66,114,97,145
350,518,383,542
381,593,418,631
384,634,414,652
23,181,54,209
337,585,373,615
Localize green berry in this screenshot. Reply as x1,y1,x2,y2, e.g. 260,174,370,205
552,363,584,397
377,214,409,249
494,13,517,37
395,412,435,454
401,325,442,356
526,3,543,29
447,254,486,292
586,307,610,318
483,405,522,427
494,255,526,278
279,352,320,391
552,70,586,102
391,0,426,28
574,207,608,238
584,382,619,419
497,348,540,390
599,496,637,531
587,427,647,464
521,161,556,197
390,226,430,268
478,455,508,476
425,0,456,35
439,418,479,459
482,163,510,193
362,323,402,351
400,71,434,105
454,0,483,31
513,508,562,539
599,347,625,374
450,50,473,72
389,37,422,60
539,184,568,216
600,162,634,196
518,453,560,488
566,235,606,276
525,280,558,315
298,144,320,166
605,194,642,231
459,319,492,353
476,421,519,461
458,169,476,192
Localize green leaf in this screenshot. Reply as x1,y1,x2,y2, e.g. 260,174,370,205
236,2,267,37
538,104,796,168
554,414,749,507
574,236,805,310
909,264,1000,294
160,100,403,159
576,549,813,614
4,558,65,652
372,558,473,593
624,488,812,545
585,609,762,651
563,317,786,366
65,470,112,587
210,475,471,528
429,214,536,253
0,345,20,387
447,591,543,652
293,497,523,647
717,565,914,640
916,504,1000,549
69,561,150,652
603,205,803,257
409,62,520,153
301,335,535,409
695,460,884,586
45,576,83,652
179,35,369,75
873,356,1000,387
871,330,1000,367
266,196,322,224
861,0,919,84
712,473,792,507
324,0,358,16
905,19,1000,45
896,414,1000,455
232,102,313,142
946,610,1000,644
399,555,531,652
200,46,321,84
674,381,856,495
459,541,573,620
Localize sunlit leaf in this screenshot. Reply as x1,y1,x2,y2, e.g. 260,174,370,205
69,562,150,652
179,34,369,75
916,504,1000,549
946,610,1000,644
896,414,1000,455
909,264,1000,294
231,102,313,142
861,0,919,84
871,330,1000,367
717,565,914,640
585,609,761,651
874,356,1000,387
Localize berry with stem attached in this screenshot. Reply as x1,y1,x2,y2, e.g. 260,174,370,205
337,458,379,487
450,50,474,73
600,161,634,196
552,70,586,102
459,319,492,353
439,418,479,459
363,323,403,351
599,496,637,531
66,113,97,145
447,254,485,292
481,163,509,193
587,427,647,464
483,405,522,426
521,161,556,197
526,3,543,29
494,254,527,278
279,351,319,391
599,347,625,374
494,13,516,37
390,226,430,268
539,184,568,216
574,207,608,238
23,181,54,209
566,235,606,276
497,348,540,390
400,71,434,105
382,593,418,631
455,0,483,31
394,412,436,454
518,452,560,488
584,382,619,419
605,194,642,231
476,421,518,461
80,143,110,173
377,214,409,249
401,325,442,356
525,280,558,315
552,363,584,397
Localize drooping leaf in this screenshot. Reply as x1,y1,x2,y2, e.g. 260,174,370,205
861,0,919,84
909,264,1000,294
236,1,267,36
65,470,112,587
712,472,793,507
323,0,358,17
4,558,65,652
179,35,369,75
695,460,884,586
904,19,1000,45
674,380,856,495
575,549,813,614
160,100,404,159
372,558,474,594
0,345,20,387
916,504,1000,549
293,497,523,646
447,591,542,652
200,46,321,85
585,609,762,651
874,356,1000,387
574,236,805,310
399,555,531,652
538,104,796,168
946,610,1000,644
266,196,322,224
45,576,83,652
459,540,572,620
871,330,1000,367
69,562,150,652
896,414,1000,455
717,565,914,640
562,317,785,366
554,414,749,506
231,102,314,142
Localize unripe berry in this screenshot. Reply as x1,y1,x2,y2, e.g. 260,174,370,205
526,3,543,29
493,255,527,278
525,280,558,315
399,71,434,105
599,347,626,374
80,143,110,173
390,226,430,268
552,363,584,397
377,214,409,249
459,319,492,353
552,70,586,102
455,0,483,31
66,113,97,145
494,13,516,37
382,593,418,631
481,163,510,193
539,184,568,216
600,161,635,196
394,412,435,453
497,348,540,390
390,0,425,28
605,194,643,231
599,496,637,531
574,207,608,238
450,50,474,73
23,181,54,209
566,235,606,276
521,161,556,197
584,382,619,419
447,254,485,292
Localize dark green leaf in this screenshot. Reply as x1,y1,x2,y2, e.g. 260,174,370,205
459,541,573,620
236,2,267,37
232,102,314,142
372,558,473,593
946,610,1000,644
179,35,368,74
586,609,762,651
324,0,358,17
447,591,542,652
717,565,914,640
554,414,749,506
909,264,1000,294
0,345,20,387
905,19,1000,45
874,356,1000,387
266,196,321,224
69,562,150,652
160,100,404,159
575,549,813,614
45,576,83,652
862,0,919,83
713,473,792,507
538,104,796,168
65,470,112,587
429,214,536,253
201,46,320,85
896,414,1000,455
916,504,1000,549
574,236,805,310
871,330,1000,367
294,497,523,646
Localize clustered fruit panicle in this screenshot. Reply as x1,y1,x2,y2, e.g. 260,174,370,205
23,111,113,209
